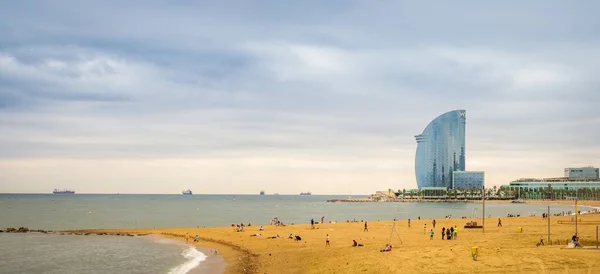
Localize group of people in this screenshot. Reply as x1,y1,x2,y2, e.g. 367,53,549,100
440,226,458,240
270,217,286,226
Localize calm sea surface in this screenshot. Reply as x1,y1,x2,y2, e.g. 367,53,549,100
0,194,592,274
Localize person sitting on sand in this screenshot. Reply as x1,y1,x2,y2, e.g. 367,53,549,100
288,233,294,239
194,235,199,242
380,244,392,252
295,235,302,241
352,240,364,247
572,235,582,248
259,225,264,231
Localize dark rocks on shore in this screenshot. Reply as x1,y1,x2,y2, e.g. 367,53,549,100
6,228,17,232
0,230,4,233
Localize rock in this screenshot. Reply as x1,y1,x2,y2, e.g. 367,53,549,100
84,233,91,235
0,230,4,233
17,227,29,233
6,228,16,233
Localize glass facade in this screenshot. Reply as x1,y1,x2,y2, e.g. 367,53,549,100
415,110,466,189
452,171,484,190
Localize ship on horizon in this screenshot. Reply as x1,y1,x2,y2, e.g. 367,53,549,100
53,189,75,194
299,191,312,196
260,190,265,195
182,189,193,195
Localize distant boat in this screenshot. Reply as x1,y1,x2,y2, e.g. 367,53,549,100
53,189,75,194
300,192,312,196
260,190,265,195
182,189,193,195
273,193,280,195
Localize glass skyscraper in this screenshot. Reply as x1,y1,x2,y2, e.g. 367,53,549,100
415,110,466,189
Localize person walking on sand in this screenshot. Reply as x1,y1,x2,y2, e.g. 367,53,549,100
321,216,325,224
441,227,445,240
408,219,411,227
311,218,315,229
429,229,434,240
453,226,458,239
423,224,427,234
326,234,330,247
497,218,502,227
433,219,436,229
364,222,369,232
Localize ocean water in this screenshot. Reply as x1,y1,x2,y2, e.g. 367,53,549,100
0,194,587,230
0,194,591,274
0,233,204,274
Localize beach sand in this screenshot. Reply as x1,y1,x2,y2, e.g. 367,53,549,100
82,203,600,274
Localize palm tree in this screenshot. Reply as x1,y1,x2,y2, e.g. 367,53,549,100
402,189,406,199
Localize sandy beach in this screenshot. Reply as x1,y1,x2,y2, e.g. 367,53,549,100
79,201,600,274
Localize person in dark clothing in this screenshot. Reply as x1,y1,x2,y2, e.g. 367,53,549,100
364,222,368,232
311,218,315,229
446,228,451,240
441,227,446,240
449,227,454,240
432,219,436,228
498,218,502,227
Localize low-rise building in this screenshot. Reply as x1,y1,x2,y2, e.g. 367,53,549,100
452,171,484,190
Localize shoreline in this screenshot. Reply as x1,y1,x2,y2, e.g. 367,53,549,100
6,200,600,273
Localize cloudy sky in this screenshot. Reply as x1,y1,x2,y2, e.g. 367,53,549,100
1,1,599,194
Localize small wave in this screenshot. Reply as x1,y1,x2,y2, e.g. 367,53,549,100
167,247,207,274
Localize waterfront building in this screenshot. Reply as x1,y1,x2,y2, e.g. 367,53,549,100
564,167,599,180
452,171,484,190
503,166,600,200
415,110,466,189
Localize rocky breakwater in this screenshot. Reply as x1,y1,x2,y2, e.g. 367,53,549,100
1,227,54,233
60,230,149,237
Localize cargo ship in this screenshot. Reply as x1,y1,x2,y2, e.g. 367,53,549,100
300,191,312,196
182,189,193,195
53,189,75,194
260,190,265,195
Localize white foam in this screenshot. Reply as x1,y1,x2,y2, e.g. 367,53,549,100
167,247,207,274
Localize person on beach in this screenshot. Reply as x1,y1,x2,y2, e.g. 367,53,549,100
429,229,434,240
326,234,330,247
250,233,261,237
408,219,411,227
433,219,436,228
453,226,458,239
449,226,454,240
364,222,369,232
441,227,445,240
352,240,364,247
321,216,325,224
259,226,264,231
194,235,199,242
311,218,315,229
186,233,189,242
288,233,294,239
380,244,392,252
446,228,451,240
423,224,427,234
498,218,502,227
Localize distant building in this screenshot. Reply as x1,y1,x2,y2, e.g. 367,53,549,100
415,110,466,189
452,171,484,190
503,166,600,199
564,167,599,180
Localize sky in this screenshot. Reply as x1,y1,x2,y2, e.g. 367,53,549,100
1,1,599,194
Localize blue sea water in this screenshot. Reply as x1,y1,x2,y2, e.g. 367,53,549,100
0,194,590,273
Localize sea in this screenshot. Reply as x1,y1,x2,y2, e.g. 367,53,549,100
0,194,592,274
